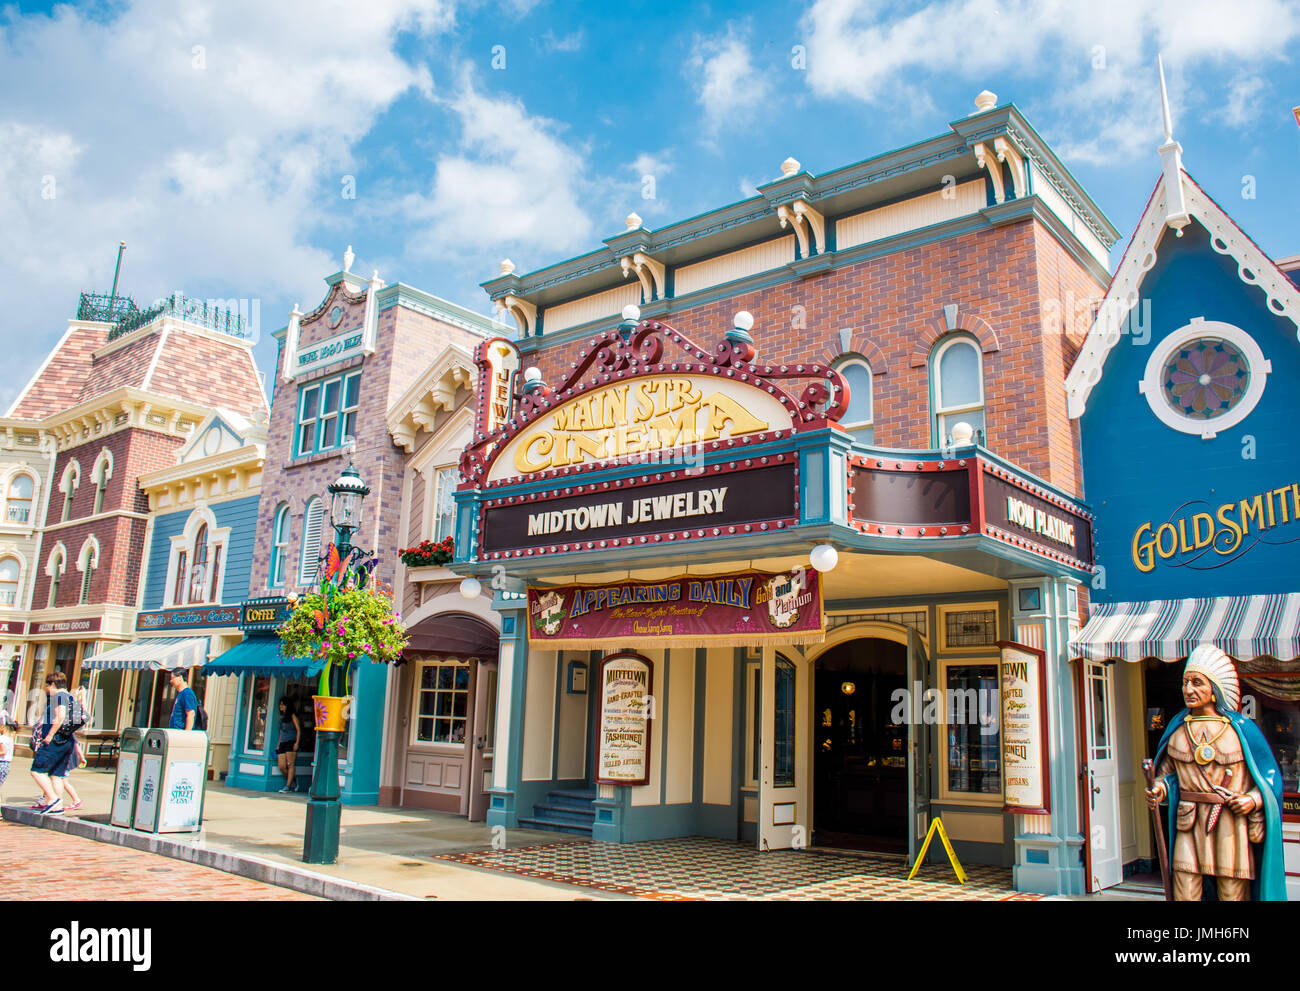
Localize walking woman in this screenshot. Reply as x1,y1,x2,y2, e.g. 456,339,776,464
29,672,76,814
276,696,302,793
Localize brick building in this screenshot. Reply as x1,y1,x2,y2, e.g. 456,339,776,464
234,252,508,803
457,91,1117,895
5,291,266,728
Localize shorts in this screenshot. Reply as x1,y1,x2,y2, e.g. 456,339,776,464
0,762,9,786
32,735,75,776
276,741,298,755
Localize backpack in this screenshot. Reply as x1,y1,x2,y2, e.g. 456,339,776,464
63,692,88,734
192,693,209,733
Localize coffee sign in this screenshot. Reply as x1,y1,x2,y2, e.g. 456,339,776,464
487,374,792,482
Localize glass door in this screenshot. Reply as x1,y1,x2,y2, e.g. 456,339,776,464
907,628,931,863
758,648,809,850
1084,660,1122,890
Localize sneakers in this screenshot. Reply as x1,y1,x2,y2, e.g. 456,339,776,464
68,801,83,811
278,786,291,793
40,801,63,815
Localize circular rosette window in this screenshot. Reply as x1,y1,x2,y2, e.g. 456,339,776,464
1139,319,1270,439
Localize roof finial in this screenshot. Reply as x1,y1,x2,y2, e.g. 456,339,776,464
1155,54,1190,235
343,245,354,272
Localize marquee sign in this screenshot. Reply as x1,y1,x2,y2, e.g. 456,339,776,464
481,461,798,557
239,596,293,633
998,640,1051,815
527,568,824,648
474,337,521,438
848,454,1094,572
459,317,849,491
137,605,241,632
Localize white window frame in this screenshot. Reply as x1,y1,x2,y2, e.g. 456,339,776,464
932,336,986,446
271,504,290,587
430,465,459,543
833,356,874,441
296,370,362,457
5,472,36,526
166,508,230,607
91,448,113,516
298,498,325,585
59,460,80,522
46,545,66,608
937,655,1004,806
409,658,472,748
0,555,21,607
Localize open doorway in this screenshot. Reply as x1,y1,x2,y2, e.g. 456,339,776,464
813,637,908,853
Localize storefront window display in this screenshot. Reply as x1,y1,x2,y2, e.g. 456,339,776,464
942,661,1001,797
774,655,796,787
413,660,470,745
245,675,270,752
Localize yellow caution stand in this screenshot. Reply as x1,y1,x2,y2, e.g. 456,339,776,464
907,815,968,883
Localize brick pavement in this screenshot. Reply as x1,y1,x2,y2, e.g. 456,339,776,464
0,819,319,901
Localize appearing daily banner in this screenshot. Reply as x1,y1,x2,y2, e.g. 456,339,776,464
999,640,1051,815
527,568,825,648
596,652,653,786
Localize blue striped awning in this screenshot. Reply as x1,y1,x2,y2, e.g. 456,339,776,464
203,636,323,678
1070,594,1300,664
83,636,209,671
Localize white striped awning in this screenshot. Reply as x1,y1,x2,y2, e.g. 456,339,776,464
1070,594,1300,664
82,636,210,671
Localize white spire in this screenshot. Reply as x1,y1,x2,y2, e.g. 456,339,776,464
1156,55,1190,235
343,244,354,272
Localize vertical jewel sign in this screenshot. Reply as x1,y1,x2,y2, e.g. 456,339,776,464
998,640,1051,815
475,337,520,437
595,651,654,787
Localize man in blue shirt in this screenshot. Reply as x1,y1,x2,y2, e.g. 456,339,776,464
168,669,198,730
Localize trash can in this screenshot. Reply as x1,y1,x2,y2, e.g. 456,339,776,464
133,729,209,834
110,727,146,829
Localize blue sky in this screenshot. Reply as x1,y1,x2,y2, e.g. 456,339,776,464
2,0,1297,412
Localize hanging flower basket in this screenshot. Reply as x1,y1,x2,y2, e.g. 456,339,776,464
278,559,408,718
399,537,455,567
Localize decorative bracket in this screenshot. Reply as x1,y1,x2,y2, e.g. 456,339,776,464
497,294,537,338
619,252,666,302
973,142,1005,204
776,199,826,257
993,137,1027,199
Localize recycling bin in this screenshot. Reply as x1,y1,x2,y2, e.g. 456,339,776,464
133,729,209,834
109,727,146,828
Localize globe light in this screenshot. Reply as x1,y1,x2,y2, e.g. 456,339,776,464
810,543,839,573
460,576,482,599
621,304,641,322
523,366,542,384
950,421,975,446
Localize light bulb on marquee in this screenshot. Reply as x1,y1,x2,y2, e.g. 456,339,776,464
810,543,838,573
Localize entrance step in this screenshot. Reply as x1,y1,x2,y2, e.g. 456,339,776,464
520,789,597,836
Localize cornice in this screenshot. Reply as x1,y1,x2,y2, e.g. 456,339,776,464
137,442,266,493
380,283,512,337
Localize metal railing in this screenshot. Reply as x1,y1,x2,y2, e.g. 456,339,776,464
108,292,250,341
76,292,140,324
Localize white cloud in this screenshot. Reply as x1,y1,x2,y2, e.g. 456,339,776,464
799,0,1300,163
1215,73,1267,129
0,0,454,411
404,78,594,261
538,28,585,53
687,27,773,133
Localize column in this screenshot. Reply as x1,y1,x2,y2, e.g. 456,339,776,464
486,598,527,830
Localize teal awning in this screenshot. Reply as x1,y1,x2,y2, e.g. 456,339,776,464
204,636,323,678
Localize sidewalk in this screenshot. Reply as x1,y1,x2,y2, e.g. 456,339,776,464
0,755,620,901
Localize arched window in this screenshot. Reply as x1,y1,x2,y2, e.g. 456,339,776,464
6,474,34,524
94,475,107,514
299,498,325,585
92,449,113,515
271,504,290,586
0,557,19,605
932,336,986,447
834,357,874,443
79,557,94,604
48,550,64,608
189,523,209,604
60,460,80,522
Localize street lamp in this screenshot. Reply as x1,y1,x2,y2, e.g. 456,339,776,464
304,462,370,866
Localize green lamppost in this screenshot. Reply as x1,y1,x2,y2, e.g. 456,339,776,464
303,462,370,865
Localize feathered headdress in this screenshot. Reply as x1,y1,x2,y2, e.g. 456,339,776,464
1184,644,1240,713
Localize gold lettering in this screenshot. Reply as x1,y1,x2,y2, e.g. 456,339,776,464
1215,502,1243,556
1132,522,1156,573
515,432,554,474
1239,494,1265,535
1155,522,1178,559
1191,512,1215,550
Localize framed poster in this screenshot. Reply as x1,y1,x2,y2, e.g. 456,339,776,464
594,651,654,786
997,640,1051,815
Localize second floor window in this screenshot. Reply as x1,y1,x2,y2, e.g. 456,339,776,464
173,550,188,605
0,557,18,605
189,524,209,604
834,357,874,444
932,336,986,447
432,466,458,542
49,556,63,608
299,498,325,585
297,371,361,457
6,474,33,524
79,560,93,604
94,474,107,515
271,504,290,586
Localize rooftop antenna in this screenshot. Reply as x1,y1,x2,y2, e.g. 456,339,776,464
107,241,127,315
1156,55,1190,235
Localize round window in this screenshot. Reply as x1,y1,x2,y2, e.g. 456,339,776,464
1140,319,1270,439
329,305,343,328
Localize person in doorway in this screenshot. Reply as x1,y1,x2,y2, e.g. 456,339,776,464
1146,645,1286,900
168,669,198,730
29,672,76,814
276,697,302,793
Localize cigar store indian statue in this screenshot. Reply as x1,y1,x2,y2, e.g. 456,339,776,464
1145,646,1286,901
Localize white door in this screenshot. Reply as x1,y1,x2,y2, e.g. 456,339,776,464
758,647,809,850
1083,661,1122,890
907,629,931,862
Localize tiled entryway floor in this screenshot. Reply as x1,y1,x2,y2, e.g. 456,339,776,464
436,836,1042,901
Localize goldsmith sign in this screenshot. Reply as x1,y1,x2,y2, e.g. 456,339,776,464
999,641,1050,815
487,374,793,482
596,651,654,786
481,462,797,555
527,567,824,648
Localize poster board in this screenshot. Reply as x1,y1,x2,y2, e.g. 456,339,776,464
997,640,1051,815
594,651,654,786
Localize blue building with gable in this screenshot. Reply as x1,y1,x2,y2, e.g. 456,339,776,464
1065,99,1300,896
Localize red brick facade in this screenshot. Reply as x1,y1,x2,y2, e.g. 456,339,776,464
524,217,1105,496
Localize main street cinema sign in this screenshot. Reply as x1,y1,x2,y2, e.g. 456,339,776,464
460,317,850,560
